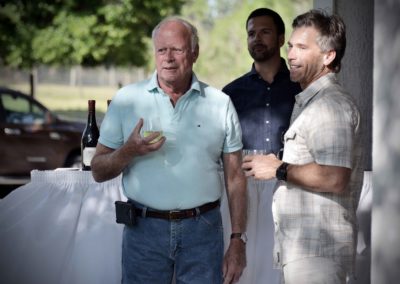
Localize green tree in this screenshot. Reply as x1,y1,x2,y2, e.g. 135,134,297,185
0,0,185,94
0,0,185,67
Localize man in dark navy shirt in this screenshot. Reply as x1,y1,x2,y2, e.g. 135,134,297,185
223,9,301,155
221,8,301,284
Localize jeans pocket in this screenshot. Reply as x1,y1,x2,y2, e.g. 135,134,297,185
198,208,223,231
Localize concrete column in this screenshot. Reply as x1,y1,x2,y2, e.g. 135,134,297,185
372,0,400,283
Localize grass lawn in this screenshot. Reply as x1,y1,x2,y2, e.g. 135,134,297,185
10,83,118,122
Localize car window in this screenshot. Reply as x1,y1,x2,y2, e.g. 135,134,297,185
1,93,47,125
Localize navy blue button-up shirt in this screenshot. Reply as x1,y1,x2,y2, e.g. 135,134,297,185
222,59,301,154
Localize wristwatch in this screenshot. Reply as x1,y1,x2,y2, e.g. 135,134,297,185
276,162,289,181
230,232,248,244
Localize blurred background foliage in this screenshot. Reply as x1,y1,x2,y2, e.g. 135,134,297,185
0,0,311,118
182,0,311,86
0,0,185,68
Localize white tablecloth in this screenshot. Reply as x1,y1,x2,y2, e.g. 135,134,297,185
0,170,125,284
1,169,372,284
220,175,281,284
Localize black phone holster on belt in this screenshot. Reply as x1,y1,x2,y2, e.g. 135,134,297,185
115,201,136,226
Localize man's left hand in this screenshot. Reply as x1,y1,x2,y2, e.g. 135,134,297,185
242,153,281,180
222,239,246,284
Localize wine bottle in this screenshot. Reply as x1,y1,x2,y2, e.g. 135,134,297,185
81,100,99,171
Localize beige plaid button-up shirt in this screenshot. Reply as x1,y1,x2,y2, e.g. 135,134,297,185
272,73,364,275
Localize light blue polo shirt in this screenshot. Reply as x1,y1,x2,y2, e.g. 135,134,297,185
99,72,242,210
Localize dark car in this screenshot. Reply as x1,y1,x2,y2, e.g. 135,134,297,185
0,87,85,185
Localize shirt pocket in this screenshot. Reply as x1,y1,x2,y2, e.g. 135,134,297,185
283,127,314,165
282,129,297,162
284,129,297,143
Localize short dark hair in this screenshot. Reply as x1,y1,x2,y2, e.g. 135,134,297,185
292,9,346,73
246,8,285,36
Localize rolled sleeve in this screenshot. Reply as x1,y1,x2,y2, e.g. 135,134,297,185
307,98,357,168
223,98,243,153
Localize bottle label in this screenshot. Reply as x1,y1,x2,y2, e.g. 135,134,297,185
82,147,96,166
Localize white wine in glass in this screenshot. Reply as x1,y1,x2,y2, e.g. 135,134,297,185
142,117,163,144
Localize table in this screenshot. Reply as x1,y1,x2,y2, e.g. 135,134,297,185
0,169,372,284
0,170,125,284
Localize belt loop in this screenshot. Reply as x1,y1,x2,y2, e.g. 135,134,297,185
142,207,148,218
195,207,201,216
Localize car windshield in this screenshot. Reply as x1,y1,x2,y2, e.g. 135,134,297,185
2,93,48,125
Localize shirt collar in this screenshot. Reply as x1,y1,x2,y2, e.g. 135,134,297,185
295,73,337,107
146,71,202,96
246,58,290,80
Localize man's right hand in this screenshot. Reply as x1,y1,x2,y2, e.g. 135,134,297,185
124,118,166,156
91,118,165,183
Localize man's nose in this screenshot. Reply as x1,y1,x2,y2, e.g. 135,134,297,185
287,48,295,60
165,49,175,60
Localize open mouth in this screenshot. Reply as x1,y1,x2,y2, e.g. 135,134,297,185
289,64,301,71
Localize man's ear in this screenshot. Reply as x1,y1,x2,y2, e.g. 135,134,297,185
278,34,285,48
192,45,199,63
323,50,336,66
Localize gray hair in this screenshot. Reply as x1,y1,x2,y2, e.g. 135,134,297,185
151,17,199,52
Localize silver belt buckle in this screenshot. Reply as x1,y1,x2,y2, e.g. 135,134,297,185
168,210,181,220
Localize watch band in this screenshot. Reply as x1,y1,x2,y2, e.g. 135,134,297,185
276,162,289,181
230,232,248,244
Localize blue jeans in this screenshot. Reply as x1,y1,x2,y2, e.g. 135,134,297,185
121,205,224,284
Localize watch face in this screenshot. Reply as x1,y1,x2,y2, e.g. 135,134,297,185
241,232,248,243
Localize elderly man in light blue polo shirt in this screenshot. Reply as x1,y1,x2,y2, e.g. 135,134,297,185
91,17,247,284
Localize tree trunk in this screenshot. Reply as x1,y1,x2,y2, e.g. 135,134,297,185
29,71,35,98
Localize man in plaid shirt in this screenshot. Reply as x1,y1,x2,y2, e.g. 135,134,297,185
242,9,364,284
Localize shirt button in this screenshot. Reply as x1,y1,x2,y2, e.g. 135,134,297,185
266,138,270,142
267,87,271,91
266,103,270,107
266,120,270,124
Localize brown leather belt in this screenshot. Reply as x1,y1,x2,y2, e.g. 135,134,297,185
134,200,220,220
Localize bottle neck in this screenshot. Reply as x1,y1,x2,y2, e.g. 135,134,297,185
87,100,97,125
87,110,96,125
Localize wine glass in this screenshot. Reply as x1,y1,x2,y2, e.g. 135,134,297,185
141,117,163,143
242,149,268,188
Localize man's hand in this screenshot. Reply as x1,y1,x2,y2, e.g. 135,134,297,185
91,118,165,182
242,153,282,180
223,239,246,284
123,118,165,157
